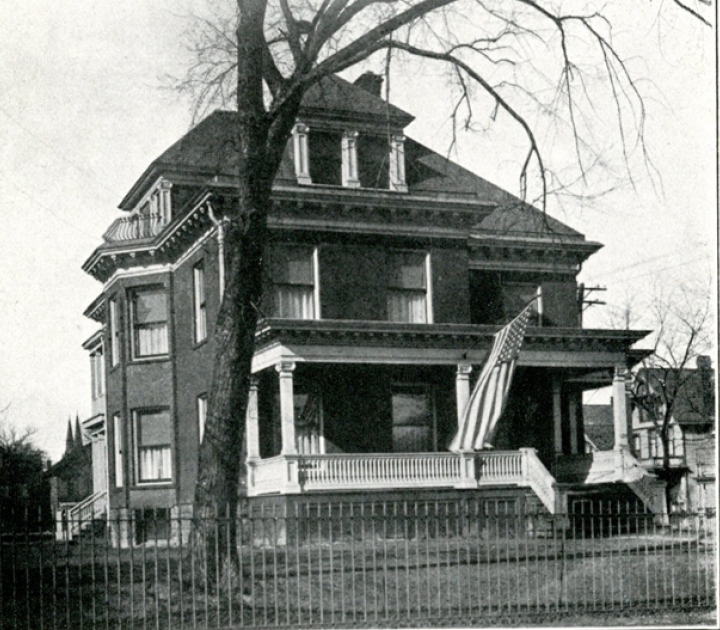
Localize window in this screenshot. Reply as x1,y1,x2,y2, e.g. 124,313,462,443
135,409,172,483
197,394,208,444
391,385,435,452
273,247,317,319
109,298,120,366
308,130,342,186
113,414,124,488
357,134,390,189
131,288,168,358
387,252,429,323
90,346,105,400
193,262,207,343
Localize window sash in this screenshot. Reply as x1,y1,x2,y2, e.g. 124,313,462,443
138,446,172,482
387,290,427,323
193,264,207,343
132,289,169,358
197,395,208,443
113,414,123,488
275,284,315,319
135,410,172,483
109,299,120,366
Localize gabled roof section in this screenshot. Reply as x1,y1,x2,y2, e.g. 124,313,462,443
300,74,414,126
404,138,518,202
475,203,584,239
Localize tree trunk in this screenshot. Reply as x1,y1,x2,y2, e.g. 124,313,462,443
190,0,305,590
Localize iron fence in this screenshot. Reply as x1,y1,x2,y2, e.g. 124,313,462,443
0,499,716,629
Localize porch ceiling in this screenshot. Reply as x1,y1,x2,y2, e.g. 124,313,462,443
252,319,649,372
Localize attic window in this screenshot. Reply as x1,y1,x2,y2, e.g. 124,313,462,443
358,135,390,189
309,130,342,186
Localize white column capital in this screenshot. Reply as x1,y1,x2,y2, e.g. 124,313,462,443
275,361,296,375
457,362,473,377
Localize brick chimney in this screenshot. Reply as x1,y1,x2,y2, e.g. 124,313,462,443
353,72,384,97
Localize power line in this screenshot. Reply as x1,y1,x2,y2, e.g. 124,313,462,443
8,182,99,242
0,104,116,196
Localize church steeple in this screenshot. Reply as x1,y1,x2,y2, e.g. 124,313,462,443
74,415,84,449
65,418,74,454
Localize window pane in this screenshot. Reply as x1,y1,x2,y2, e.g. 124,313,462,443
309,130,342,186
134,291,168,324
387,291,427,323
137,323,168,356
136,410,172,482
138,447,172,482
138,410,171,446
392,388,433,452
194,264,207,343
197,395,207,443
388,252,426,289
357,135,390,189
274,247,313,284
276,286,314,319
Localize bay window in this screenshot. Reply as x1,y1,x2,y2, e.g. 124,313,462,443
131,288,168,358
387,251,430,323
135,409,172,483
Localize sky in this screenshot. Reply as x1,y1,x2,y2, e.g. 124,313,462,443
0,1,716,463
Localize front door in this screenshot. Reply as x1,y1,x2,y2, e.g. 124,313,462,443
391,385,436,452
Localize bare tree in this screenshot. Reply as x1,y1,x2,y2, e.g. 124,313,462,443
169,0,711,572
626,281,713,512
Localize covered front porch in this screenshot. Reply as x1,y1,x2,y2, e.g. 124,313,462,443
244,320,649,512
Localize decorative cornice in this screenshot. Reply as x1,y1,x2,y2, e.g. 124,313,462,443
255,319,651,355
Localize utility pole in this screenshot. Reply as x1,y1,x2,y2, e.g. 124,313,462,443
577,283,607,326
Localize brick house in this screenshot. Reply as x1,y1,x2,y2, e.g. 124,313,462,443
75,74,657,545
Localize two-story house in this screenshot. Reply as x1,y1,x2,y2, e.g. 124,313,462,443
77,73,657,545
631,356,716,513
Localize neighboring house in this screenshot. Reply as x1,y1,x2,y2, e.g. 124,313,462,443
48,418,94,539
77,73,655,545
630,356,716,513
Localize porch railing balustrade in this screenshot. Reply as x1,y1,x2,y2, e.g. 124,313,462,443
247,449,559,512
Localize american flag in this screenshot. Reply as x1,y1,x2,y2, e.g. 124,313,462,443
449,303,533,452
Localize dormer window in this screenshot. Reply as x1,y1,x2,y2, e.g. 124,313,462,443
294,124,407,191
309,130,342,186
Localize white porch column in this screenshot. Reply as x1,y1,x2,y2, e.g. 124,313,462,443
456,362,472,425
246,377,260,461
389,134,408,192
341,131,360,188
292,123,312,185
276,362,298,455
552,374,563,456
612,365,629,450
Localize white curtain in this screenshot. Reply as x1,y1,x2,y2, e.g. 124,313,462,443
387,291,426,323
276,286,314,319
139,446,172,481
137,324,168,356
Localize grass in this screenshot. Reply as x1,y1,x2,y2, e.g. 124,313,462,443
0,525,715,629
